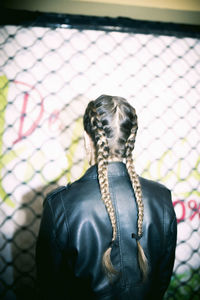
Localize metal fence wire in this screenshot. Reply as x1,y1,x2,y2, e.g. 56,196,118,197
0,12,200,300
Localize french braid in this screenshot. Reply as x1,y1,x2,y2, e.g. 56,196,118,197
125,128,148,279
84,101,117,276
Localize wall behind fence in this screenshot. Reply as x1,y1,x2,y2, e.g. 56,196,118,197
0,21,200,300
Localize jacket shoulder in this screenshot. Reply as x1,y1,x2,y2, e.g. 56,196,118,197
44,185,70,206
139,177,176,221
47,186,66,198
139,176,173,211
139,176,171,194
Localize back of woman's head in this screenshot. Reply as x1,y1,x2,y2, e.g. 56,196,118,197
83,95,138,160
83,95,148,281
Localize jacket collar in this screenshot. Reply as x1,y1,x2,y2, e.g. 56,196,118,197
82,161,129,180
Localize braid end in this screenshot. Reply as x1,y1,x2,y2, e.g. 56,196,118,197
102,246,118,279
137,240,148,281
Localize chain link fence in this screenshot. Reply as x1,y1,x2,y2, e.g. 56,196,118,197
0,11,200,300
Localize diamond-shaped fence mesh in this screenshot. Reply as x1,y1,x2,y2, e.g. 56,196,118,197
0,13,200,300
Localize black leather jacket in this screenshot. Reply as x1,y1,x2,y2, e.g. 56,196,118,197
36,162,177,300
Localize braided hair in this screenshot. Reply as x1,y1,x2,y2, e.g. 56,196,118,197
83,95,148,279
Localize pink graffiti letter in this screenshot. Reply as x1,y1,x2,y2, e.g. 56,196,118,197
13,81,44,144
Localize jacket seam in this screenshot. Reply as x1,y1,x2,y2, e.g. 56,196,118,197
109,178,126,289
81,174,128,181
162,193,167,256
47,200,64,253
59,189,71,246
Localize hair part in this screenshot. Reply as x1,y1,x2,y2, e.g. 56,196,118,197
83,95,148,280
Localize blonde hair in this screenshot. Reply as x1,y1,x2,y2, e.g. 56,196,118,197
83,95,148,280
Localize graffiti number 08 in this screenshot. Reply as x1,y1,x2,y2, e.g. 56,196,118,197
173,200,200,223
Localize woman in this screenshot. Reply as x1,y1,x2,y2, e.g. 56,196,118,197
36,95,177,299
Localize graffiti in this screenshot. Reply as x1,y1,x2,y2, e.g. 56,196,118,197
173,199,200,223
13,80,44,145
0,76,45,207
0,76,200,217
0,75,19,207
141,148,200,198
188,200,200,221
48,109,61,130
0,77,88,208
65,117,88,182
